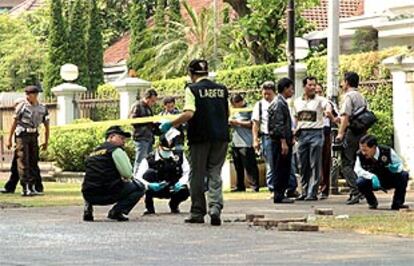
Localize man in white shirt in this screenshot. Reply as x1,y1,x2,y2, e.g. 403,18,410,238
252,81,277,194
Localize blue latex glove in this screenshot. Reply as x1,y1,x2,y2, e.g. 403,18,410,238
159,121,173,133
371,175,381,190
148,182,166,192
173,182,183,193
387,163,400,173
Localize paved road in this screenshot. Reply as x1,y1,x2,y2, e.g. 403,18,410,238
1,194,414,266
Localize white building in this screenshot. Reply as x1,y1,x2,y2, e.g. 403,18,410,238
305,0,414,53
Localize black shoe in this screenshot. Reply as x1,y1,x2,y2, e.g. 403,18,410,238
0,188,14,194
30,185,44,196
210,214,221,226
83,202,94,221
346,195,360,205
169,202,180,214
231,188,246,192
184,217,204,224
391,204,409,210
143,209,155,215
305,196,318,201
108,211,129,221
296,194,307,201
253,187,260,192
274,197,295,204
368,204,378,210
286,190,300,198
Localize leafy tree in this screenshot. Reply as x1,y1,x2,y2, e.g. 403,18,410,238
224,0,319,64
67,0,90,89
43,0,67,95
352,29,378,53
128,0,147,72
0,15,46,92
129,0,234,79
87,0,104,91
168,0,181,22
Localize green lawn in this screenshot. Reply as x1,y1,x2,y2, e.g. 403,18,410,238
315,213,414,237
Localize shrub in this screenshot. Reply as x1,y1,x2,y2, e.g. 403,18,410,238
46,123,135,171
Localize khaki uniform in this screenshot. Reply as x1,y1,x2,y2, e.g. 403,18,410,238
14,100,49,187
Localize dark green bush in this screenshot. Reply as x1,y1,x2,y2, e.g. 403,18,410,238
46,123,135,171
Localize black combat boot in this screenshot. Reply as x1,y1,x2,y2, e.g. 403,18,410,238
83,202,94,222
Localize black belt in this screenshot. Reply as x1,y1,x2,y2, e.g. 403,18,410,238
299,128,323,131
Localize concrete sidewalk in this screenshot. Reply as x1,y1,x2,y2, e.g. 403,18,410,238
1,192,413,266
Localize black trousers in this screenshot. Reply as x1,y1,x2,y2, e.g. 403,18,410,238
142,169,190,211
231,147,259,191
4,150,43,192
83,181,145,215
341,130,364,196
271,140,292,201
145,186,190,212
357,171,409,207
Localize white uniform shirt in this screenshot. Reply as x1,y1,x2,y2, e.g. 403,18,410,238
251,98,275,134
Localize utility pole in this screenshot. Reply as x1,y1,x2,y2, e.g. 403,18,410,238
287,0,295,85
213,0,218,71
327,0,340,102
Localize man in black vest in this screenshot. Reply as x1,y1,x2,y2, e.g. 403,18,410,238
159,59,229,226
355,135,409,210
135,135,190,215
82,126,145,222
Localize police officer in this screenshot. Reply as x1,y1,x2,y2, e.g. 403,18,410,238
82,126,145,222
159,59,229,226
135,135,190,215
355,135,409,210
6,85,49,196
159,96,186,151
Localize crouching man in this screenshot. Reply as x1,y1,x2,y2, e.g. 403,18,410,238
135,135,190,215
355,135,409,210
82,126,145,222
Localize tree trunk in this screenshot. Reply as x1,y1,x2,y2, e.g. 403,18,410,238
223,0,250,17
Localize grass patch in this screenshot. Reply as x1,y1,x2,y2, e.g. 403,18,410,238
315,213,414,237
0,181,270,208
0,181,83,207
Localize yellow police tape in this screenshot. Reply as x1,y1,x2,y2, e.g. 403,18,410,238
0,107,253,136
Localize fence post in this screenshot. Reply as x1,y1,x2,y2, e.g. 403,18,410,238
111,77,151,119
52,83,87,126
383,55,414,188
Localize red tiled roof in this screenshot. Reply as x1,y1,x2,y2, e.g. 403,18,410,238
9,0,45,16
103,33,131,66
0,0,26,8
302,0,362,31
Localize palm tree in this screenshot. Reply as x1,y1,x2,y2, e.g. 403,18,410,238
132,0,234,80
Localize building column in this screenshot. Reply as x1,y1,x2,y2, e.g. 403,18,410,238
52,83,87,126
383,55,414,188
111,77,151,119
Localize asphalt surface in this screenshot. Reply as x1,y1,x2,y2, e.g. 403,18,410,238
1,193,414,266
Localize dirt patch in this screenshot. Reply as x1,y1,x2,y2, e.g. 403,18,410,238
0,202,24,209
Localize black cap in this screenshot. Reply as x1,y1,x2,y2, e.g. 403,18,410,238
159,134,176,150
24,85,41,93
188,59,208,75
105,125,131,139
